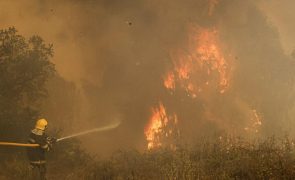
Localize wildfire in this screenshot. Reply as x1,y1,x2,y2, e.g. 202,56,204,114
143,1,266,149
144,102,178,150
145,25,234,149
164,26,231,97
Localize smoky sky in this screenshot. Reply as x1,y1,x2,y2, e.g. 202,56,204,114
1,0,295,155
259,0,295,54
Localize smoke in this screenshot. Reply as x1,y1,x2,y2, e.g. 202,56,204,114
1,0,295,154
257,0,295,54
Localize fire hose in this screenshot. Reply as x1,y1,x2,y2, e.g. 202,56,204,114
0,121,120,147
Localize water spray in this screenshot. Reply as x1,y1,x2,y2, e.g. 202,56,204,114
57,121,121,142
0,121,121,147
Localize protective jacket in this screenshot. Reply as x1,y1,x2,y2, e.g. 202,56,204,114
27,129,51,164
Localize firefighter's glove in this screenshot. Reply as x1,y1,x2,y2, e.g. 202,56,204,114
46,137,57,150
50,137,57,144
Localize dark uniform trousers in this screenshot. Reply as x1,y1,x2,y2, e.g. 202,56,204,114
29,162,47,180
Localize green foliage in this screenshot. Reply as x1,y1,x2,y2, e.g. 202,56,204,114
0,27,55,140
0,27,91,180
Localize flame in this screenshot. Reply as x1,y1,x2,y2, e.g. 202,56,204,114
144,102,178,150
146,3,233,149
144,1,265,150
148,26,232,149
163,26,231,97
163,71,175,90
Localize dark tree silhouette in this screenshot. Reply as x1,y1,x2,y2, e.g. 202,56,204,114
0,27,55,141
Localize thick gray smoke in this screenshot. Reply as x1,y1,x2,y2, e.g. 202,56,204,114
1,0,295,155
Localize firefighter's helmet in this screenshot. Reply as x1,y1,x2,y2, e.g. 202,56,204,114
35,118,48,130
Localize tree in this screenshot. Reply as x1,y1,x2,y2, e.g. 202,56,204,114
0,27,55,141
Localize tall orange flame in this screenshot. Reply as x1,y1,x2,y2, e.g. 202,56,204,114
164,26,231,97
144,102,178,150
145,24,264,149
145,26,233,149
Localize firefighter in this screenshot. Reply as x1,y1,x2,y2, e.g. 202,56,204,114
27,118,56,180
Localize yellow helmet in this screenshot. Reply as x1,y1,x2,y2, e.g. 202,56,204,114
35,118,48,130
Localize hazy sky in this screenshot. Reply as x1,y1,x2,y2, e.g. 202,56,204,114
258,0,295,54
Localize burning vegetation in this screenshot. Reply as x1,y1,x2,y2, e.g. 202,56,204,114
145,25,233,150
164,26,231,96
144,102,179,150
142,0,294,151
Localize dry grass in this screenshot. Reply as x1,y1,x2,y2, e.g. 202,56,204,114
2,136,295,179
77,136,295,180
